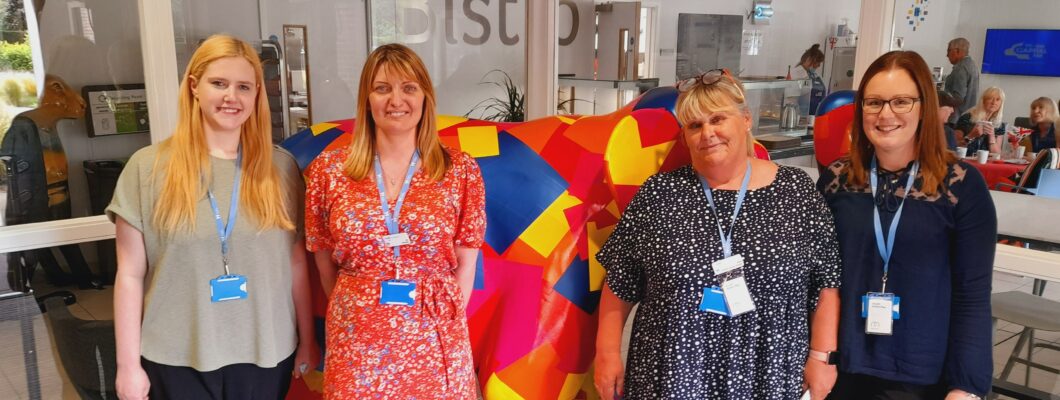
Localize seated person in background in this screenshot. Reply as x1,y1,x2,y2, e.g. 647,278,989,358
955,86,1005,154
1019,96,1057,155
937,90,963,151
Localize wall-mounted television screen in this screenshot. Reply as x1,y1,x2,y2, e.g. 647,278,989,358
982,29,1060,77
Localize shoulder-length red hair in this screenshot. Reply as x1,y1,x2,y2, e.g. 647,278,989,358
847,51,956,196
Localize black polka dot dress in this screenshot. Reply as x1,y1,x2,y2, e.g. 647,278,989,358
596,165,842,399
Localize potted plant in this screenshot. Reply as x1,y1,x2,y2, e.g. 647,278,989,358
465,69,524,122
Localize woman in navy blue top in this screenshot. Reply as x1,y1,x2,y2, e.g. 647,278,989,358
818,51,995,400
1021,96,1057,154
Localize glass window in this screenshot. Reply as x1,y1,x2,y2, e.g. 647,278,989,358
367,0,527,121
0,0,150,291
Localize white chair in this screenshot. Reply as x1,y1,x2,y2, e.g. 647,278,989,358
991,282,1060,396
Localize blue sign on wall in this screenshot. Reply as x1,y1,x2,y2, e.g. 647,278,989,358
982,29,1060,77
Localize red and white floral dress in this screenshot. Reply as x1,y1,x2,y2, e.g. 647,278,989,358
304,147,486,399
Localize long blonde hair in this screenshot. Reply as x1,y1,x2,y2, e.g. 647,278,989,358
343,43,450,181
1030,96,1058,124
966,86,1005,125
153,34,293,233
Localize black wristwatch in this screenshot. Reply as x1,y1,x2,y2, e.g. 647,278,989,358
809,349,839,365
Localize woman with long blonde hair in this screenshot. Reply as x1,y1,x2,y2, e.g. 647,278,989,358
1020,96,1057,153
304,43,486,398
954,86,1005,154
109,34,316,400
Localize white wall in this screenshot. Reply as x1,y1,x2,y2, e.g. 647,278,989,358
171,0,262,77
894,0,1060,126
649,0,862,85
890,0,961,71
37,0,152,218
260,0,368,124
557,0,596,78
596,2,640,81
955,0,1060,125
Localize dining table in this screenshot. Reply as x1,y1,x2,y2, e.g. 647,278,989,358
966,158,1029,190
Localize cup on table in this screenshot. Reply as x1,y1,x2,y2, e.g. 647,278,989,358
956,146,968,158
1016,145,1026,159
991,152,1001,161
976,150,990,164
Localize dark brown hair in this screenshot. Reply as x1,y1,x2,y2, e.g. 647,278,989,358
799,44,825,66
848,51,955,196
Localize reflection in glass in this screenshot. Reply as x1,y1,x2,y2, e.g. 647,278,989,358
0,75,101,290
284,25,312,135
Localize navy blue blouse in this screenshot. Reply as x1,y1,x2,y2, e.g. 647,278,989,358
1028,123,1056,153
817,158,996,396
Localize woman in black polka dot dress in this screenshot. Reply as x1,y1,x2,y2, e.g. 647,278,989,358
594,70,843,400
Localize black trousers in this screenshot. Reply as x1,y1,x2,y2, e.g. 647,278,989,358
141,353,295,400
827,372,949,400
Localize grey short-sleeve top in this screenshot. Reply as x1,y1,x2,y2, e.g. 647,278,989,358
106,143,304,371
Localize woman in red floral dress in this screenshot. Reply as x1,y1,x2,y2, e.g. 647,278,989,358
304,44,485,399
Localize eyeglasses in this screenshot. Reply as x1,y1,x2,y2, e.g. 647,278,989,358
676,69,746,100
862,97,921,114
676,69,744,97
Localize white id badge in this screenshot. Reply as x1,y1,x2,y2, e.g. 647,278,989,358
382,233,412,247
712,255,755,316
720,277,756,316
711,254,745,275
865,292,895,335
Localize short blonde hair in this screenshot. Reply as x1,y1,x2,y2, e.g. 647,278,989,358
675,74,754,156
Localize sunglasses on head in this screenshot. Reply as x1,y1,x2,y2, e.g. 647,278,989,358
676,69,744,98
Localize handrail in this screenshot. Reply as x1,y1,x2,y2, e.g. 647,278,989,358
0,216,114,254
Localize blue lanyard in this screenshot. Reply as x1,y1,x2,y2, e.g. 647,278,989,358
373,151,420,259
697,160,752,258
869,157,918,293
206,148,242,276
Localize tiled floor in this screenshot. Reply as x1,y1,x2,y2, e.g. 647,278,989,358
0,271,1056,399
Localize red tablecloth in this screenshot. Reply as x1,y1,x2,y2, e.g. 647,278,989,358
966,159,1027,190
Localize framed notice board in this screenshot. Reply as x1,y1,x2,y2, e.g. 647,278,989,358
82,84,149,137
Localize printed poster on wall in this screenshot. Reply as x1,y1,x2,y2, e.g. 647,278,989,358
82,84,149,137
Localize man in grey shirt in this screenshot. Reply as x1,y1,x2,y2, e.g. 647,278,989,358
944,37,980,124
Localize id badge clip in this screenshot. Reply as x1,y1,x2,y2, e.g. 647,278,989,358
710,255,756,317
861,292,900,335
380,279,416,306
210,274,248,302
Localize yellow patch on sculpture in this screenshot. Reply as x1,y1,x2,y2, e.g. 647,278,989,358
521,191,583,257
310,123,339,135
556,115,579,125
458,126,501,157
437,115,468,130
605,115,674,185
484,374,525,399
